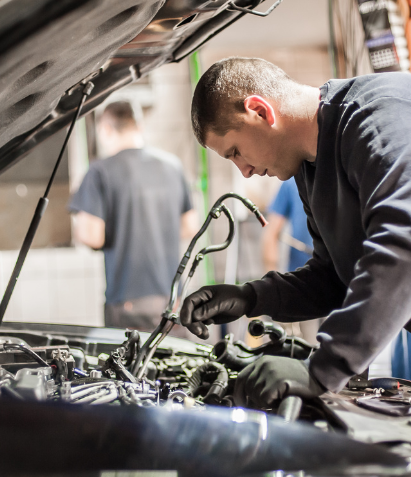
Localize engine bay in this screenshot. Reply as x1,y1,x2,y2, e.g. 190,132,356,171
0,319,315,410
1,319,411,476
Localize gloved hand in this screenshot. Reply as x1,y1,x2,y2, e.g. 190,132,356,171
179,283,256,339
234,356,326,408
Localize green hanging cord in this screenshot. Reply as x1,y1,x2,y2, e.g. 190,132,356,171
328,0,339,79
188,51,215,285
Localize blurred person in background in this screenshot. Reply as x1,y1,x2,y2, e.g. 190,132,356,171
392,330,411,379
69,101,197,336
262,177,322,345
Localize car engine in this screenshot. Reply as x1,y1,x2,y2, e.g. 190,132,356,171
0,317,314,409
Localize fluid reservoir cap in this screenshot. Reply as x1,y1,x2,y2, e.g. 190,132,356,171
98,353,109,367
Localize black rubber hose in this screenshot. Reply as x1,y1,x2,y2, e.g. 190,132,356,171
166,192,267,315
248,319,287,344
187,362,228,404
123,330,140,367
0,401,406,476
212,339,263,371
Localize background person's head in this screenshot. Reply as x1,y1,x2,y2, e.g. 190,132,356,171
98,101,144,156
191,57,299,148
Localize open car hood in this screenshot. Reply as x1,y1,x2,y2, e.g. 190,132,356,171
0,0,265,174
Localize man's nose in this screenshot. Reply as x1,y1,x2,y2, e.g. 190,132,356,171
236,161,254,178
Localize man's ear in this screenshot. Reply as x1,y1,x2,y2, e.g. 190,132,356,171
243,95,275,126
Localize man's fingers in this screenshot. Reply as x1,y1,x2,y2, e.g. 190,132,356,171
187,322,210,340
233,364,255,407
180,287,223,326
233,377,247,407
244,366,261,401
179,299,195,326
259,386,280,408
191,296,221,322
180,288,212,326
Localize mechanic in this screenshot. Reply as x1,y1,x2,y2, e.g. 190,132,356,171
180,57,411,408
69,101,197,336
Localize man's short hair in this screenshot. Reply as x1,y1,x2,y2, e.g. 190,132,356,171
101,101,138,133
191,57,297,147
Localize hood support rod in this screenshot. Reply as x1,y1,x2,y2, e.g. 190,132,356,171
0,82,94,325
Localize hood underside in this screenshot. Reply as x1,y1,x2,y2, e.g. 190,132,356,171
0,0,264,174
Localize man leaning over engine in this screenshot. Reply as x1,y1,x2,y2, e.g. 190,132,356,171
180,57,411,408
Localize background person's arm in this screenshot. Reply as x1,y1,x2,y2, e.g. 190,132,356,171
68,163,108,250
180,209,199,240
262,212,287,272
73,211,105,249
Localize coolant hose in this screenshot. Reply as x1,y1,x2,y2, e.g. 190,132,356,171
212,339,263,371
187,361,228,404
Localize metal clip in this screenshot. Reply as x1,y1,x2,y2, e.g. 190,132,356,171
355,388,384,404
227,0,284,17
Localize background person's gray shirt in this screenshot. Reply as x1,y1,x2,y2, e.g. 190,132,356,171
69,147,193,304
248,72,411,392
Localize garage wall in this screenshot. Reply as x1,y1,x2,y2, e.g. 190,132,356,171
0,129,71,250
0,247,105,326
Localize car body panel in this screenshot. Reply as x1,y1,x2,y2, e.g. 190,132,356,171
0,0,261,174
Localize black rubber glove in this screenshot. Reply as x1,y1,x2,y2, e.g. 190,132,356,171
179,283,256,339
234,356,326,408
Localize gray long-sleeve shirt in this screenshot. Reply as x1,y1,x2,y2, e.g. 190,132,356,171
248,72,411,392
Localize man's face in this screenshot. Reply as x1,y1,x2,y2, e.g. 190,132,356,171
205,100,305,181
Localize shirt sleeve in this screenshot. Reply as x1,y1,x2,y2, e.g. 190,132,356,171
68,163,107,221
309,96,411,391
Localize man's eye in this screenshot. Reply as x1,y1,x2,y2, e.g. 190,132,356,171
233,149,239,158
